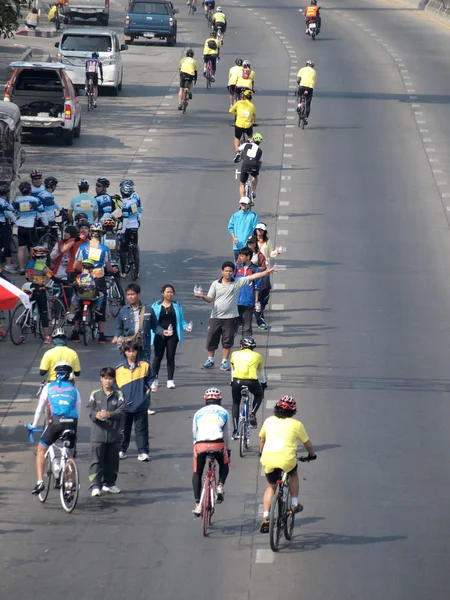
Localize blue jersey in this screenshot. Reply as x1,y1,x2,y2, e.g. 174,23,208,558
85,58,103,78
31,184,45,198
193,404,231,446
121,194,141,230
95,193,113,220
46,380,79,419
75,241,111,276
12,195,48,228
0,197,16,224
38,189,63,222
235,262,261,307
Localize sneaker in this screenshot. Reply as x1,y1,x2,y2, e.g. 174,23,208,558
137,453,149,462
102,485,121,494
31,481,44,495
147,408,156,415
178,103,182,111
201,358,215,369
211,76,215,83
19,269,26,276
93,101,97,108
120,272,127,279
188,91,193,100
192,503,202,516
290,503,304,514
260,519,269,533
216,483,224,503
167,380,176,389
150,378,159,392
220,360,231,371
233,152,241,164
3,264,17,274
119,451,127,460
43,336,52,344
251,191,256,200
70,331,80,343
249,413,257,428
257,321,268,330
91,487,101,497
98,333,109,344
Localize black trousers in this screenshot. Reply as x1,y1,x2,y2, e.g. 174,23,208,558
89,441,120,488
121,410,149,454
0,223,12,259
192,449,229,502
152,333,179,380
298,86,313,117
231,378,264,431
238,305,253,336
31,286,49,328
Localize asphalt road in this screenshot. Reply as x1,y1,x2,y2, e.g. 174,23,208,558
2,0,450,597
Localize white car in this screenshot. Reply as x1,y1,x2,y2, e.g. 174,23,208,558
54,27,127,95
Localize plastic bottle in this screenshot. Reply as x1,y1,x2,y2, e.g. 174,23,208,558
168,324,174,336
52,458,60,480
187,321,193,332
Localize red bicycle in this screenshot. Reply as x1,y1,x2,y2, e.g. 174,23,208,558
205,58,213,89
199,454,217,536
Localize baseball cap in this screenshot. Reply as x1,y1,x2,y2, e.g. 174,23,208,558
239,197,251,204
255,223,267,231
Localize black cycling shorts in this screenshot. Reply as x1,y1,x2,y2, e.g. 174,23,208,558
40,416,78,450
17,226,37,248
203,55,217,71
180,72,194,88
205,0,215,8
240,162,260,183
265,464,298,484
235,125,253,141
213,21,226,32
86,72,99,86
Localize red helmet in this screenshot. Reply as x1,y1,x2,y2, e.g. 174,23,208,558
276,396,296,411
204,388,223,403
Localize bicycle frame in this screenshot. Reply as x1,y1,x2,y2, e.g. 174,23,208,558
86,81,95,111
206,59,213,88
238,387,251,457
298,91,308,129
199,456,217,535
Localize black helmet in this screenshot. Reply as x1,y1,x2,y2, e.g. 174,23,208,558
311,0,317,4
240,336,256,349
44,176,58,188
186,48,194,58
235,58,243,66
0,183,10,196
74,212,89,222
19,181,32,195
92,52,99,58
96,177,110,188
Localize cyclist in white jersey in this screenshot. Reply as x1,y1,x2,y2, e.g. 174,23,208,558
85,52,103,108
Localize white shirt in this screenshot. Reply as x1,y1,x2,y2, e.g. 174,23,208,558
193,404,231,448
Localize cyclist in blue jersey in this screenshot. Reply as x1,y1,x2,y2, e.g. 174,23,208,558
13,181,49,274
30,169,45,197
204,0,216,17
0,183,17,274
95,177,113,221
38,176,65,243
118,179,141,276
28,361,81,495
85,52,103,108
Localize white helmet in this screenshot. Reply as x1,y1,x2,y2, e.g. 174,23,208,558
217,5,223,10
54,361,73,381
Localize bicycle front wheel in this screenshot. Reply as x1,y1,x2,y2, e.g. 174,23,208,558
60,458,79,513
10,305,30,345
38,453,53,503
49,297,67,332
202,479,210,536
239,420,245,457
269,490,283,552
107,280,122,317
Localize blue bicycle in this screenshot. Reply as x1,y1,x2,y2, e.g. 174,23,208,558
238,386,251,457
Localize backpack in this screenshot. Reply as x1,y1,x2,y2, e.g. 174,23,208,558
242,68,250,80
207,39,217,50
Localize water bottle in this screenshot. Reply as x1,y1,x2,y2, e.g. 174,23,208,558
33,305,39,321
277,246,283,255
52,458,60,480
282,486,288,502
168,324,174,336
187,321,193,332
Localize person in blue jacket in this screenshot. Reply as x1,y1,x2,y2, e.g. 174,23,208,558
151,284,193,391
227,197,259,261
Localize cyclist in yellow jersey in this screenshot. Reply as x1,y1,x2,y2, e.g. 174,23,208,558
296,60,316,124
259,396,317,533
235,59,255,99
178,48,198,110
212,7,226,42
228,58,243,108
39,327,81,382
203,32,221,82
229,89,257,156
230,337,266,432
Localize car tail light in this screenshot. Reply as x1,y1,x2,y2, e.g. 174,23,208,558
105,0,110,7
169,17,174,25
64,103,72,120
125,15,129,24
64,0,69,5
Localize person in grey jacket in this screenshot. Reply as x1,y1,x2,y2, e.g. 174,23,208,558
88,366,125,497
112,283,168,362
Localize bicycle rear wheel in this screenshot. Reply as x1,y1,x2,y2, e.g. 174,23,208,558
202,479,210,536
239,419,245,457
60,458,79,513
10,305,30,345
130,247,140,281
38,453,53,503
81,321,89,346
182,88,189,114
269,490,283,552
49,297,67,332
284,491,295,540
107,280,123,317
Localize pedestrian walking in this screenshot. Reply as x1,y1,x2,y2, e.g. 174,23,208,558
151,284,193,391
228,198,259,261
116,341,153,462
235,247,262,336
254,223,282,267
88,367,125,497
195,260,274,371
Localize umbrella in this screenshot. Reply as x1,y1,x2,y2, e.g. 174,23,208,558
0,278,31,311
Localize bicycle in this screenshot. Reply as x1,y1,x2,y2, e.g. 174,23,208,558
119,229,140,280
48,281,74,330
86,79,95,111
297,89,309,129
27,426,80,513
105,266,124,317
269,455,315,552
205,58,213,89
0,309,11,339
10,297,43,345
199,453,217,536
237,386,251,457
78,297,99,345
181,77,191,114
187,0,196,13
215,25,222,42
235,166,254,205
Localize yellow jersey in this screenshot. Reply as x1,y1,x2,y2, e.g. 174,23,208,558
236,69,255,90
229,99,257,129
39,346,81,382
213,12,226,23
203,38,221,56
228,65,243,86
260,416,310,473
230,348,264,380
180,56,198,76
297,66,316,89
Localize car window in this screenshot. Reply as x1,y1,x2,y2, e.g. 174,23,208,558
60,34,112,52
15,69,63,92
129,2,169,14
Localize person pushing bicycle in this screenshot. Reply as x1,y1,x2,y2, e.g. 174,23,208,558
230,337,266,432
27,362,81,496
192,388,231,515
259,396,316,533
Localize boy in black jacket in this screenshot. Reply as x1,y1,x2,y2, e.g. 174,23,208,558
88,367,125,497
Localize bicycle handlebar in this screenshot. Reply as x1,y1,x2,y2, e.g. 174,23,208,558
26,425,43,443
299,454,317,463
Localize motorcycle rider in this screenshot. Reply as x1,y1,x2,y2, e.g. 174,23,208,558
302,0,321,33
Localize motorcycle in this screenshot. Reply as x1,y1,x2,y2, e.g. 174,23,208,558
307,18,318,40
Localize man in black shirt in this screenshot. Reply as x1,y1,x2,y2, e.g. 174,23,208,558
238,132,264,201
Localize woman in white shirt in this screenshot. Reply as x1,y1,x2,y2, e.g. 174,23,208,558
254,223,281,268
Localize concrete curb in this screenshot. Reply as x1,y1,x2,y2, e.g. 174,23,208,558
425,0,450,23
15,28,58,38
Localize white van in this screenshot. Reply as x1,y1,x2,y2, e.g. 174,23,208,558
55,28,128,95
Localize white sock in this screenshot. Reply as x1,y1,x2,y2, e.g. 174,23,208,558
208,357,215,363
291,497,298,506
263,511,269,518
37,479,43,485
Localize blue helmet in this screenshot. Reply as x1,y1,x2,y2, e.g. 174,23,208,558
92,52,99,58
119,180,134,195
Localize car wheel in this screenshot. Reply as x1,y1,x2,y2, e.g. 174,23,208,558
74,117,81,138
63,130,74,146
110,85,118,96
166,35,175,46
